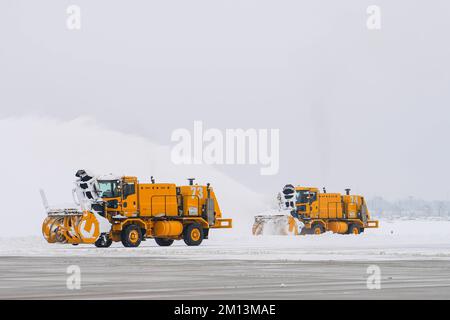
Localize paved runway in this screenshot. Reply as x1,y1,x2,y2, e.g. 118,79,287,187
0,257,449,299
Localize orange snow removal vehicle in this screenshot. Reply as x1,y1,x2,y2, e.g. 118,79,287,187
253,185,378,235
42,170,232,247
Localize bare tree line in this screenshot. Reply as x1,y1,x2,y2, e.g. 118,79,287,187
368,197,450,219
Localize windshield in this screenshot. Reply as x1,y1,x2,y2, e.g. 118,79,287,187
97,180,120,198
296,190,316,203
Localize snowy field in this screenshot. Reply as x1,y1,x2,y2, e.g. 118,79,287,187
1,219,449,261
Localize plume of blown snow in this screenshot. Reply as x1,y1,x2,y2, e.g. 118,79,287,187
0,116,269,237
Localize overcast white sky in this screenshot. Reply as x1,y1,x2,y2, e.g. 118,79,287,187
1,1,449,201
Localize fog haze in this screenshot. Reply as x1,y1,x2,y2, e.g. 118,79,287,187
1,1,449,200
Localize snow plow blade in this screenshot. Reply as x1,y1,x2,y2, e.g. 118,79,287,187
252,214,303,236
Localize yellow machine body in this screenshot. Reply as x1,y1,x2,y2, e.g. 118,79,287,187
293,186,378,234
253,186,379,236
42,174,232,247
153,221,184,237
327,221,349,234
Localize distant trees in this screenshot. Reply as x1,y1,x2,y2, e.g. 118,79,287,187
367,196,450,219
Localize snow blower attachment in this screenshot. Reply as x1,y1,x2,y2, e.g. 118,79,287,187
252,185,379,236
42,170,232,247
42,170,110,244
252,214,303,235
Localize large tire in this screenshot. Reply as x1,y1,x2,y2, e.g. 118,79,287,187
183,223,204,246
311,224,324,235
121,224,143,247
155,238,174,246
348,224,361,235
95,234,112,248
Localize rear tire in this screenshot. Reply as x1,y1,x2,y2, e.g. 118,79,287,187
183,223,204,246
348,224,361,235
121,224,142,247
155,238,174,246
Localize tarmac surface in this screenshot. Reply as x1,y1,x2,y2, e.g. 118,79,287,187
1,257,449,299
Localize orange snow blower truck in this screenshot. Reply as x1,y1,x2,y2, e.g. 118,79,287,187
42,170,232,247
253,185,378,235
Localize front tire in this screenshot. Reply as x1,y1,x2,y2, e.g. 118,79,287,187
183,223,204,246
311,224,324,235
155,238,174,246
121,225,143,247
95,234,112,248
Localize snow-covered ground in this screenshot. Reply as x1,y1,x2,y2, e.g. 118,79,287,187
1,219,449,261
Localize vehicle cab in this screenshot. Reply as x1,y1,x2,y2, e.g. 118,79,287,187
96,175,138,218
294,187,319,219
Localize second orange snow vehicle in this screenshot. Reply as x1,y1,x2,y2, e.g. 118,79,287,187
253,184,378,235
42,170,232,247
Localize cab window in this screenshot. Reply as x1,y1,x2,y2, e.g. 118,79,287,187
296,190,317,203
123,183,136,199
98,180,120,198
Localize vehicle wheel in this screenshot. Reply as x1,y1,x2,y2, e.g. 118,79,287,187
155,238,174,246
348,224,361,235
312,224,324,235
183,223,204,246
121,224,142,247
95,234,113,248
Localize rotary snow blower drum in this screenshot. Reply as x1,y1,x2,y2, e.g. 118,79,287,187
252,214,303,235
42,209,101,244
